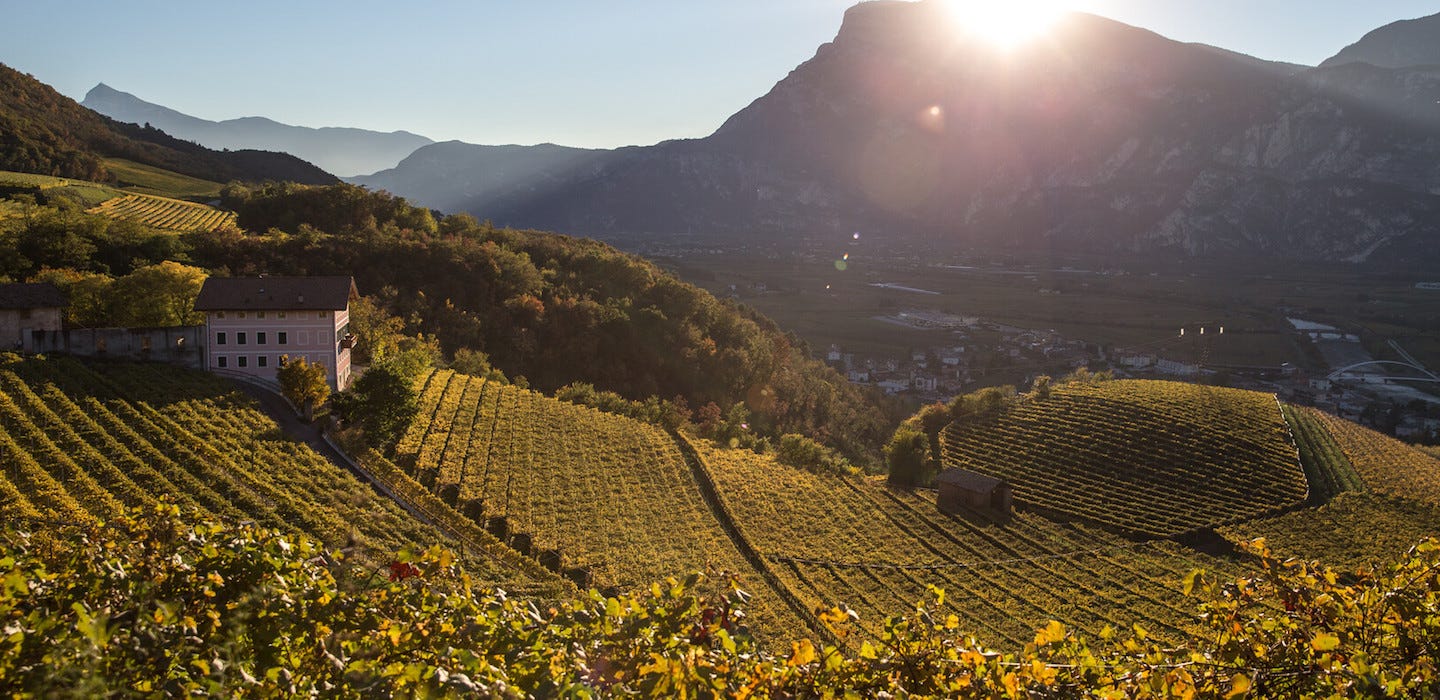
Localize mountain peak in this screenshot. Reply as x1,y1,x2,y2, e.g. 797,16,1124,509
81,85,433,176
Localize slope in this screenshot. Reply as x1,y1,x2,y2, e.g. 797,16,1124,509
0,354,555,592
83,83,433,177
390,369,811,641
939,380,1308,537
0,63,335,185
692,440,1239,647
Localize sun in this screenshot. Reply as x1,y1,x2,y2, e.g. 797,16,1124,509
942,0,1068,49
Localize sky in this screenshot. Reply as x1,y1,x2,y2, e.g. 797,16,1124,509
2,1,1436,149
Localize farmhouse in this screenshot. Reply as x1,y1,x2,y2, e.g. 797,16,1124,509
936,467,1012,517
194,276,357,390
0,282,65,350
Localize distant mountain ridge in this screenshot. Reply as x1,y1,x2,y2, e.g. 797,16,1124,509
0,63,335,186
82,83,432,177
358,1,1440,265
1321,13,1440,69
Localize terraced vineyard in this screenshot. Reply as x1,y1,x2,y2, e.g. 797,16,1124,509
0,355,549,590
393,370,808,639
692,440,1237,647
939,380,1307,537
1308,407,1440,504
1224,492,1440,571
87,192,236,231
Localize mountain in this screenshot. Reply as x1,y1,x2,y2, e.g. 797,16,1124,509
82,83,432,177
0,63,335,186
1321,12,1440,69
348,141,606,214
360,1,1440,265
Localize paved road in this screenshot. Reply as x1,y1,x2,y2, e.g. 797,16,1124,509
230,381,353,473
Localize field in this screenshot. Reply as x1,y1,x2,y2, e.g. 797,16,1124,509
668,248,1440,375
87,193,236,231
102,158,225,198
938,380,1307,537
1224,492,1440,571
0,355,550,589
692,440,1240,647
1307,407,1440,504
392,369,808,639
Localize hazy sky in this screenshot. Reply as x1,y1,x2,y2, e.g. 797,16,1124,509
2,1,1435,149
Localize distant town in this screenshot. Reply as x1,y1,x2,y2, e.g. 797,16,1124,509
819,307,1440,445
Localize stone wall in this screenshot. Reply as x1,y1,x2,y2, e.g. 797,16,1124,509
24,326,206,369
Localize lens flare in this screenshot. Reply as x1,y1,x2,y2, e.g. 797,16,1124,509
943,0,1067,49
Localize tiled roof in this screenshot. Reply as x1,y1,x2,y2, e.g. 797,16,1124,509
936,467,1007,493
194,276,355,311
0,282,65,309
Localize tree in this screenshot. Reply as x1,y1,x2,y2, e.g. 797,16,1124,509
885,425,931,486
109,261,207,327
29,268,113,327
332,363,418,450
276,355,330,422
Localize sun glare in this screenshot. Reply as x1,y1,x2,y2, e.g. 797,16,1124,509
943,0,1068,49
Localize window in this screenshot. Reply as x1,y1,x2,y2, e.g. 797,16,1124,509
238,312,246,319
278,332,288,345
238,356,248,368
258,356,268,368
257,312,267,319
216,312,226,319
257,332,267,345
299,332,310,345
217,356,227,368
318,312,327,319
216,332,227,345
237,332,247,345
278,312,287,319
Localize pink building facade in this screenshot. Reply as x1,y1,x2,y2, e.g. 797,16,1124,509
194,276,357,390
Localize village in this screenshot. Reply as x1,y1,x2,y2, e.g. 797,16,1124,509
823,307,1440,445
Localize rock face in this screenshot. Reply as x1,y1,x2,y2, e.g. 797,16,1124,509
1321,13,1440,70
363,1,1440,264
82,84,432,177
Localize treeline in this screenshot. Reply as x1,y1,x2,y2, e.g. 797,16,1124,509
195,182,892,461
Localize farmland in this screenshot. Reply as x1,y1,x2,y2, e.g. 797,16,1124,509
392,369,808,639
692,439,1239,647
1309,407,1440,504
0,355,550,590
87,192,236,231
939,380,1308,537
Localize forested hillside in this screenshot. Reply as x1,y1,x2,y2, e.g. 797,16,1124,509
0,63,335,185
196,182,893,460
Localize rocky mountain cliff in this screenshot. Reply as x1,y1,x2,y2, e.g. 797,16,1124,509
83,84,432,177
360,1,1440,265
1321,13,1440,70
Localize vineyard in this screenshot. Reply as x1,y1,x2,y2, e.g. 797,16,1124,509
0,355,547,589
691,440,1239,647
392,370,807,639
1224,492,1440,570
87,193,236,231
939,380,1307,537
1307,407,1440,505
1282,404,1365,502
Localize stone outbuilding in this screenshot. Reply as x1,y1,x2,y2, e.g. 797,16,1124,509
936,467,1012,517
0,282,65,350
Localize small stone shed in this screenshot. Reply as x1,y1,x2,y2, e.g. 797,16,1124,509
0,282,65,350
936,467,1012,517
